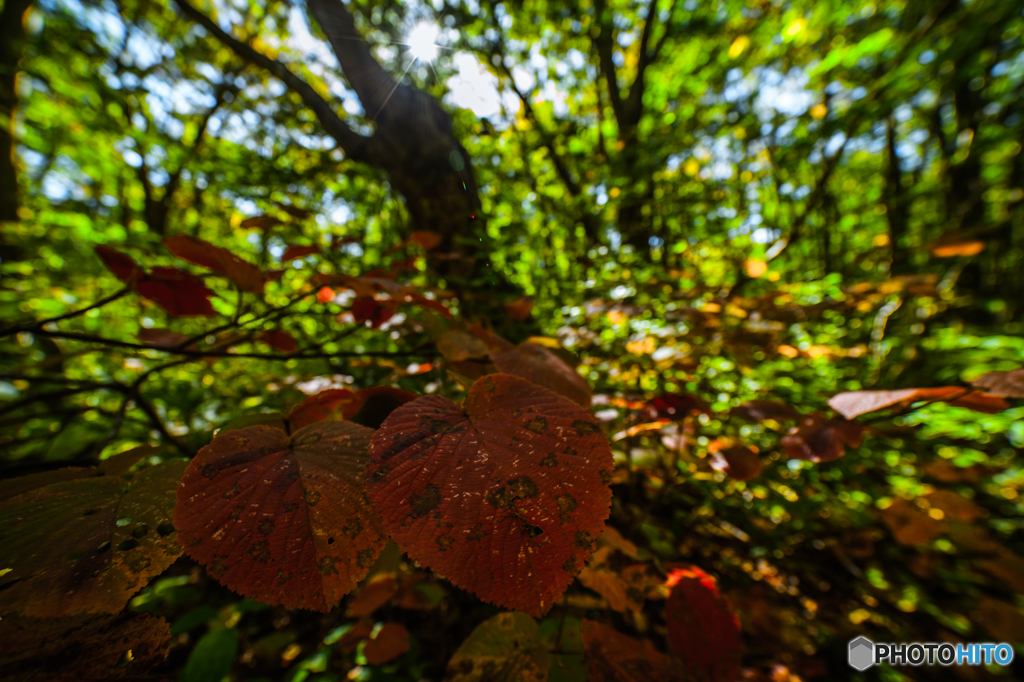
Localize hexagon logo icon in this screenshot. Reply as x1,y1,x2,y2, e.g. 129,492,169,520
849,636,875,671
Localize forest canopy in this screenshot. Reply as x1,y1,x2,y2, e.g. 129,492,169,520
1,0,1023,679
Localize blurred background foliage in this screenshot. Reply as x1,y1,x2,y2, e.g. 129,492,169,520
1,0,1023,678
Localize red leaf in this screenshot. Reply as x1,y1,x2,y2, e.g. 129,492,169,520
642,393,710,421
409,230,441,251
731,400,799,422
351,296,396,328
259,330,298,354
163,234,264,293
829,388,1009,419
366,374,613,617
971,368,1024,398
138,328,191,348
175,423,387,611
581,619,681,682
95,245,144,284
288,389,356,431
665,567,742,682
363,622,411,665
709,445,762,481
781,415,863,463
490,342,592,407
282,245,321,261
135,267,216,317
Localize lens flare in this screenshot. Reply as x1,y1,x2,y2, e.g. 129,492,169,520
406,21,440,62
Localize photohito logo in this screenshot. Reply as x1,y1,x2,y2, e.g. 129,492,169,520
849,637,1015,670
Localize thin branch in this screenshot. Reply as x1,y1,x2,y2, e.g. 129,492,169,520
174,0,377,163
0,288,131,337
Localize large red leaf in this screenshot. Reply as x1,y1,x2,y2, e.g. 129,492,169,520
175,422,387,611
366,374,613,617
135,267,217,317
163,234,264,293
282,244,321,261
581,619,681,682
490,342,592,407
95,245,143,284
0,453,186,617
665,567,742,682
829,387,1009,419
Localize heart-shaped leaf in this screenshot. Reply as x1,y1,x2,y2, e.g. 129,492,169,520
0,453,186,617
135,267,217,317
95,245,143,284
366,374,612,617
175,422,387,611
164,234,264,293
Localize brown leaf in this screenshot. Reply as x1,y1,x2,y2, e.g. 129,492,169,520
348,574,399,617
925,490,983,522
731,400,800,422
259,330,298,354
781,415,863,463
971,368,1024,398
582,619,681,682
138,328,192,348
881,498,947,546
163,234,265,293
363,623,411,665
240,214,282,229
409,230,442,251
578,567,635,612
0,611,171,681
504,296,534,320
491,342,592,407
599,525,639,559
282,244,321,261
829,387,1009,419
709,445,763,481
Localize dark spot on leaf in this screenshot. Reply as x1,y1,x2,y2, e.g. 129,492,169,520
556,494,578,523
523,523,544,538
511,409,522,418
540,454,558,468
357,549,375,569
371,466,391,483
277,569,292,584
208,555,227,578
564,447,579,457
282,502,298,513
156,522,176,537
342,517,363,538
293,431,322,447
190,537,202,547
485,485,510,509
131,524,149,539
482,376,496,393
229,504,244,520
563,557,578,574
327,537,335,545
575,530,596,551
524,417,547,433
304,489,321,506
466,523,487,542
198,463,220,480
257,518,275,535
317,555,339,576
422,417,458,434
572,419,599,435
222,483,241,499
117,538,140,552
409,483,442,517
507,477,538,499
599,469,612,484
436,535,454,551
247,540,271,563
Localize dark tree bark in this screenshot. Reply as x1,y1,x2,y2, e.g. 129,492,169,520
0,0,34,224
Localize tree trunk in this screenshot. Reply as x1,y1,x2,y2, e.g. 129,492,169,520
0,0,33,224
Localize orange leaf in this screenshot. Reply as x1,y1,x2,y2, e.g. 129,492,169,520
578,567,636,612
366,374,613,617
931,240,986,257
163,234,264,293
135,267,216,317
95,245,143,284
347,574,399,617
175,423,387,611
